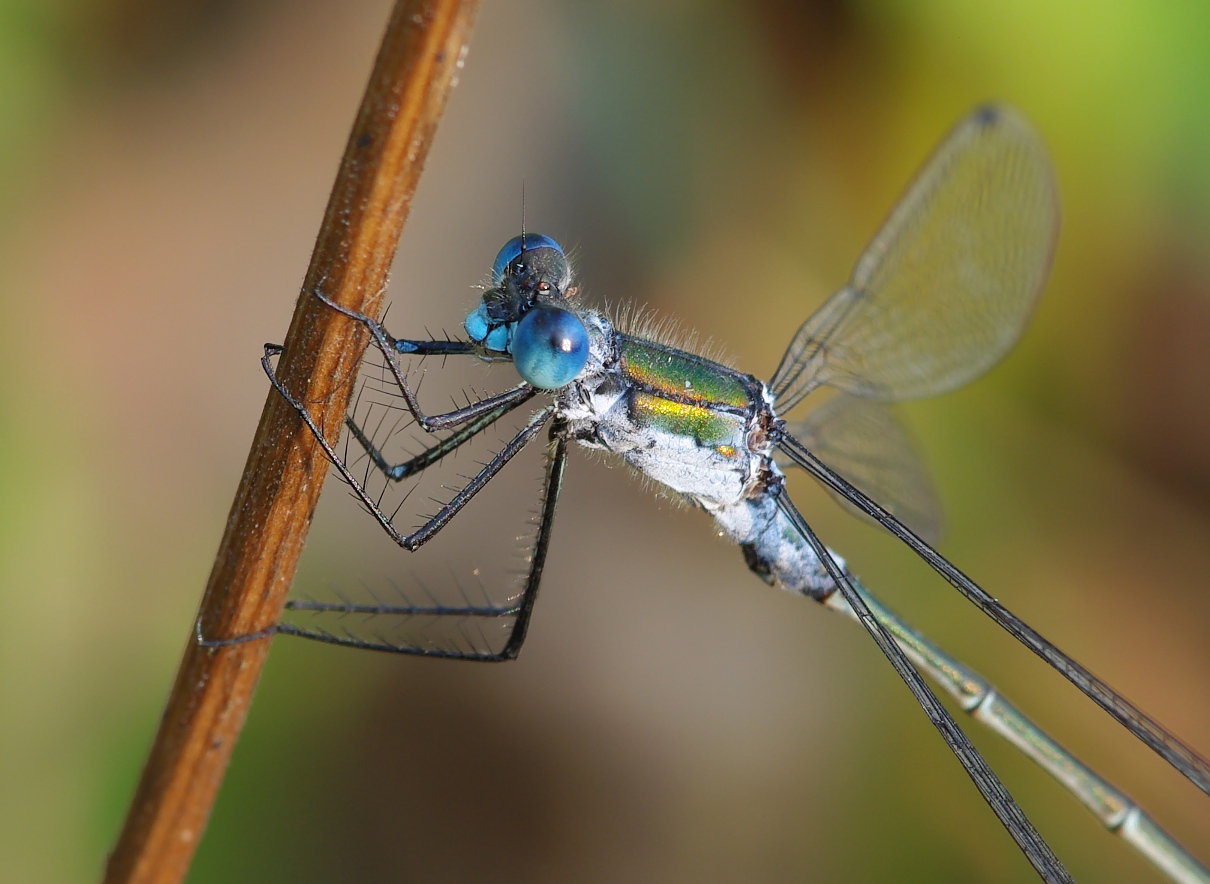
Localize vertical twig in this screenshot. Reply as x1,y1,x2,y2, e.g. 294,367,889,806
103,2,479,881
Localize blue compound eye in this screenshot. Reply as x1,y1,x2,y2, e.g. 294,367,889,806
492,233,564,284
512,306,589,389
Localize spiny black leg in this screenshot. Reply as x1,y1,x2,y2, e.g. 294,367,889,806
195,616,278,648
308,285,524,431
284,599,518,618
347,388,535,482
372,368,532,432
269,421,569,661
397,406,553,549
264,341,552,551
307,284,475,356
498,419,567,659
774,489,1070,884
392,339,476,356
202,348,553,655
271,599,520,659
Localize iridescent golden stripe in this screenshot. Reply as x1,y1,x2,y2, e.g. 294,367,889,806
632,392,740,448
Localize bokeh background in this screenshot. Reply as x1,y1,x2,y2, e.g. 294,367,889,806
1,1,1208,881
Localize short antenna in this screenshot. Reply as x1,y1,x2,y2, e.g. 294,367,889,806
520,178,527,253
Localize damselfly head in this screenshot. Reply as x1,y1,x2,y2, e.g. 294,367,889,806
490,232,572,296
464,233,589,389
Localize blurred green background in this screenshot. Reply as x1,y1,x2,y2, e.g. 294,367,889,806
1,0,1208,881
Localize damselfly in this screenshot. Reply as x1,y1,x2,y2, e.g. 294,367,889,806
218,105,1209,883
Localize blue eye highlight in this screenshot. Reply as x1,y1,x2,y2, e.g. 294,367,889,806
512,306,589,389
492,233,564,283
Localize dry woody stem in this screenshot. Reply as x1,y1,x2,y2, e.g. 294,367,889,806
103,2,480,881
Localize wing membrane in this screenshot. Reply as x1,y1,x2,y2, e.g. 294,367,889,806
771,105,1059,409
780,395,942,544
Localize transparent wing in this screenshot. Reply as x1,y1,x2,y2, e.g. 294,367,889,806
778,395,943,544
771,105,1059,409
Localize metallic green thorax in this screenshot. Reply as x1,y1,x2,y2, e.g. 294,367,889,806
618,337,754,409
616,335,761,451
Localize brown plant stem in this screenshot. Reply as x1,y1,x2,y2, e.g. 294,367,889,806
103,2,479,881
